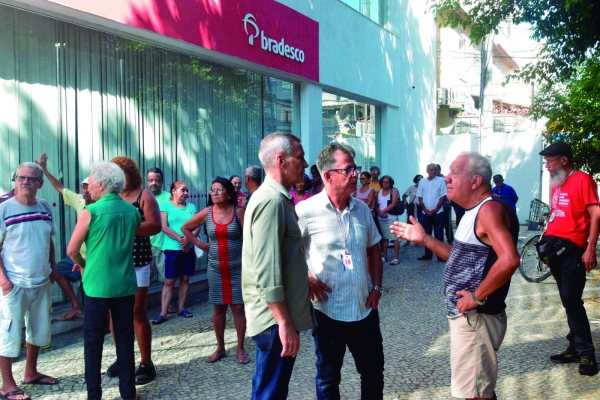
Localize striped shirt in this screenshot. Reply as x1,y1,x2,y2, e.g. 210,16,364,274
297,191,381,322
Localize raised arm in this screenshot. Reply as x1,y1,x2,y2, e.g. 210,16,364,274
36,153,65,194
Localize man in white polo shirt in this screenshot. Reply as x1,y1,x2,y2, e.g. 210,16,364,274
297,143,384,399
416,163,447,261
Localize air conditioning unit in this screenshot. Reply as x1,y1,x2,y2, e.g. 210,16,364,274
437,88,450,106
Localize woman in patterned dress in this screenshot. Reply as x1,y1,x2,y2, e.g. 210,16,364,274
181,177,248,364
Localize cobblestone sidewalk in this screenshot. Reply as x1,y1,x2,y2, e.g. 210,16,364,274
10,229,600,399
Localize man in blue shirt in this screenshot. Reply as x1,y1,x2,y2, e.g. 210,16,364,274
492,175,518,209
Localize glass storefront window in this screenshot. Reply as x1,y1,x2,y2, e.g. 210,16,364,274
322,92,379,170
339,0,387,26
0,4,299,304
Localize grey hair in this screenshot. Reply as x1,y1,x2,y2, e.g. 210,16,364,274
90,161,126,193
426,163,438,171
16,162,43,179
245,165,262,182
258,132,301,170
457,152,492,187
316,143,356,174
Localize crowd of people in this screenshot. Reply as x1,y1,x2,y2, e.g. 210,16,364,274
0,137,598,400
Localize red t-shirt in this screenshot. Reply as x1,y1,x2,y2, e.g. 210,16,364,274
546,170,599,248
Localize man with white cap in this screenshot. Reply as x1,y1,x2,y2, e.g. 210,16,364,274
36,153,95,321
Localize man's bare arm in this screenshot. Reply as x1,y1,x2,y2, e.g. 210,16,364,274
366,244,383,310
0,241,14,295
582,204,600,272
266,301,300,357
456,202,520,314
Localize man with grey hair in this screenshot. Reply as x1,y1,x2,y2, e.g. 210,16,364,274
416,163,447,260
244,165,262,207
0,162,59,400
242,132,313,399
297,143,384,399
392,152,520,399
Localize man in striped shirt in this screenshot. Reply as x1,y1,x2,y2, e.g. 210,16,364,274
391,152,520,399
297,143,384,400
0,162,60,400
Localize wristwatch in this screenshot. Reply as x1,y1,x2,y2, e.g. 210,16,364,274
373,285,383,294
471,291,486,306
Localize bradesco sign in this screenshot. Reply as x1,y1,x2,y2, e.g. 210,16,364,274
243,14,306,63
49,0,320,82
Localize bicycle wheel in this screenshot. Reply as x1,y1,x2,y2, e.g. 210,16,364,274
519,235,552,282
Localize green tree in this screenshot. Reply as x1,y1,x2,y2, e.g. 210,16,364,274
530,57,600,176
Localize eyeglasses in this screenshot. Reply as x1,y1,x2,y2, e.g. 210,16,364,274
543,156,562,165
210,188,225,195
16,176,40,183
328,166,362,176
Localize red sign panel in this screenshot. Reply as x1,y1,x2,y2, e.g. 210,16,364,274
50,0,320,81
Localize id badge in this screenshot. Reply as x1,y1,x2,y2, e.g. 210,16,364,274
548,210,557,222
342,250,354,270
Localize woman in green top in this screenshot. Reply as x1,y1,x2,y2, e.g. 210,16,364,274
152,181,198,325
67,161,141,400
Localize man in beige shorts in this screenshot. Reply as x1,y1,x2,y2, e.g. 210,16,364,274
392,152,520,399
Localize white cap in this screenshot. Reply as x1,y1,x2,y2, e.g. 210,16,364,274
82,177,90,185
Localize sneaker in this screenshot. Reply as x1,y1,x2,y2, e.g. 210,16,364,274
579,356,599,376
389,259,400,265
550,350,580,364
106,360,119,378
381,257,386,263
135,363,157,385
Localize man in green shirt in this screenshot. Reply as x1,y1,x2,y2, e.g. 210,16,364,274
147,168,171,283
37,153,93,321
242,132,313,399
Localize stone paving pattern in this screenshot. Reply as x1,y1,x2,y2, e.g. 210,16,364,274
10,228,600,399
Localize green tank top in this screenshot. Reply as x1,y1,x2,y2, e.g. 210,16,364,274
83,193,141,298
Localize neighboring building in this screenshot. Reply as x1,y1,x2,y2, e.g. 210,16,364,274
434,13,544,222
0,0,436,299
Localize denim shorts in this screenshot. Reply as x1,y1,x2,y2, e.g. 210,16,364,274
164,250,196,280
0,281,52,357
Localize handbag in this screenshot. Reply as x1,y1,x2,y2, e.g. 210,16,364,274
535,235,573,264
387,189,405,216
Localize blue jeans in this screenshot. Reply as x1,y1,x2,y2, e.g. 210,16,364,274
84,294,136,400
251,325,297,400
419,211,444,257
313,310,384,400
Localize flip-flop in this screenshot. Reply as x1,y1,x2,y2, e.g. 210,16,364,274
1,389,31,400
237,352,251,365
21,374,59,385
206,352,227,363
177,309,193,318
151,315,167,325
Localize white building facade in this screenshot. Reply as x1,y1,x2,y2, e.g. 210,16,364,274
0,0,437,297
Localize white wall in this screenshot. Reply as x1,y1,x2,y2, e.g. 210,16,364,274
433,131,544,223
279,0,437,188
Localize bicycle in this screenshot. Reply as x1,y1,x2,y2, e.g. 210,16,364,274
519,212,552,282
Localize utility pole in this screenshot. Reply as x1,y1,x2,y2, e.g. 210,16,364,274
479,34,494,155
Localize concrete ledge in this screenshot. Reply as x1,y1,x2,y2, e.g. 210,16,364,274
49,274,209,336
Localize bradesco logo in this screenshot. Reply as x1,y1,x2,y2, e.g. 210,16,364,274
243,13,305,63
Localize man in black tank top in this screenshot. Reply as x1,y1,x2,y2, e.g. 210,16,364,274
391,152,520,400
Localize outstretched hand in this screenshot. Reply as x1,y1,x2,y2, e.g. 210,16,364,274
390,216,426,244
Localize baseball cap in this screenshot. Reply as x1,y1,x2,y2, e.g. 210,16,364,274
493,174,503,182
82,177,90,185
539,142,572,160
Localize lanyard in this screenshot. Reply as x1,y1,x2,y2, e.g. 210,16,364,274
334,207,351,249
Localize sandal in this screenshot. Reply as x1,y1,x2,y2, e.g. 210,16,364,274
21,374,58,385
237,351,251,365
390,259,400,265
206,352,227,363
177,309,193,318
151,315,167,325
1,389,30,400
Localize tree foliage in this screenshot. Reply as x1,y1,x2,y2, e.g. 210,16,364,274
530,57,600,175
